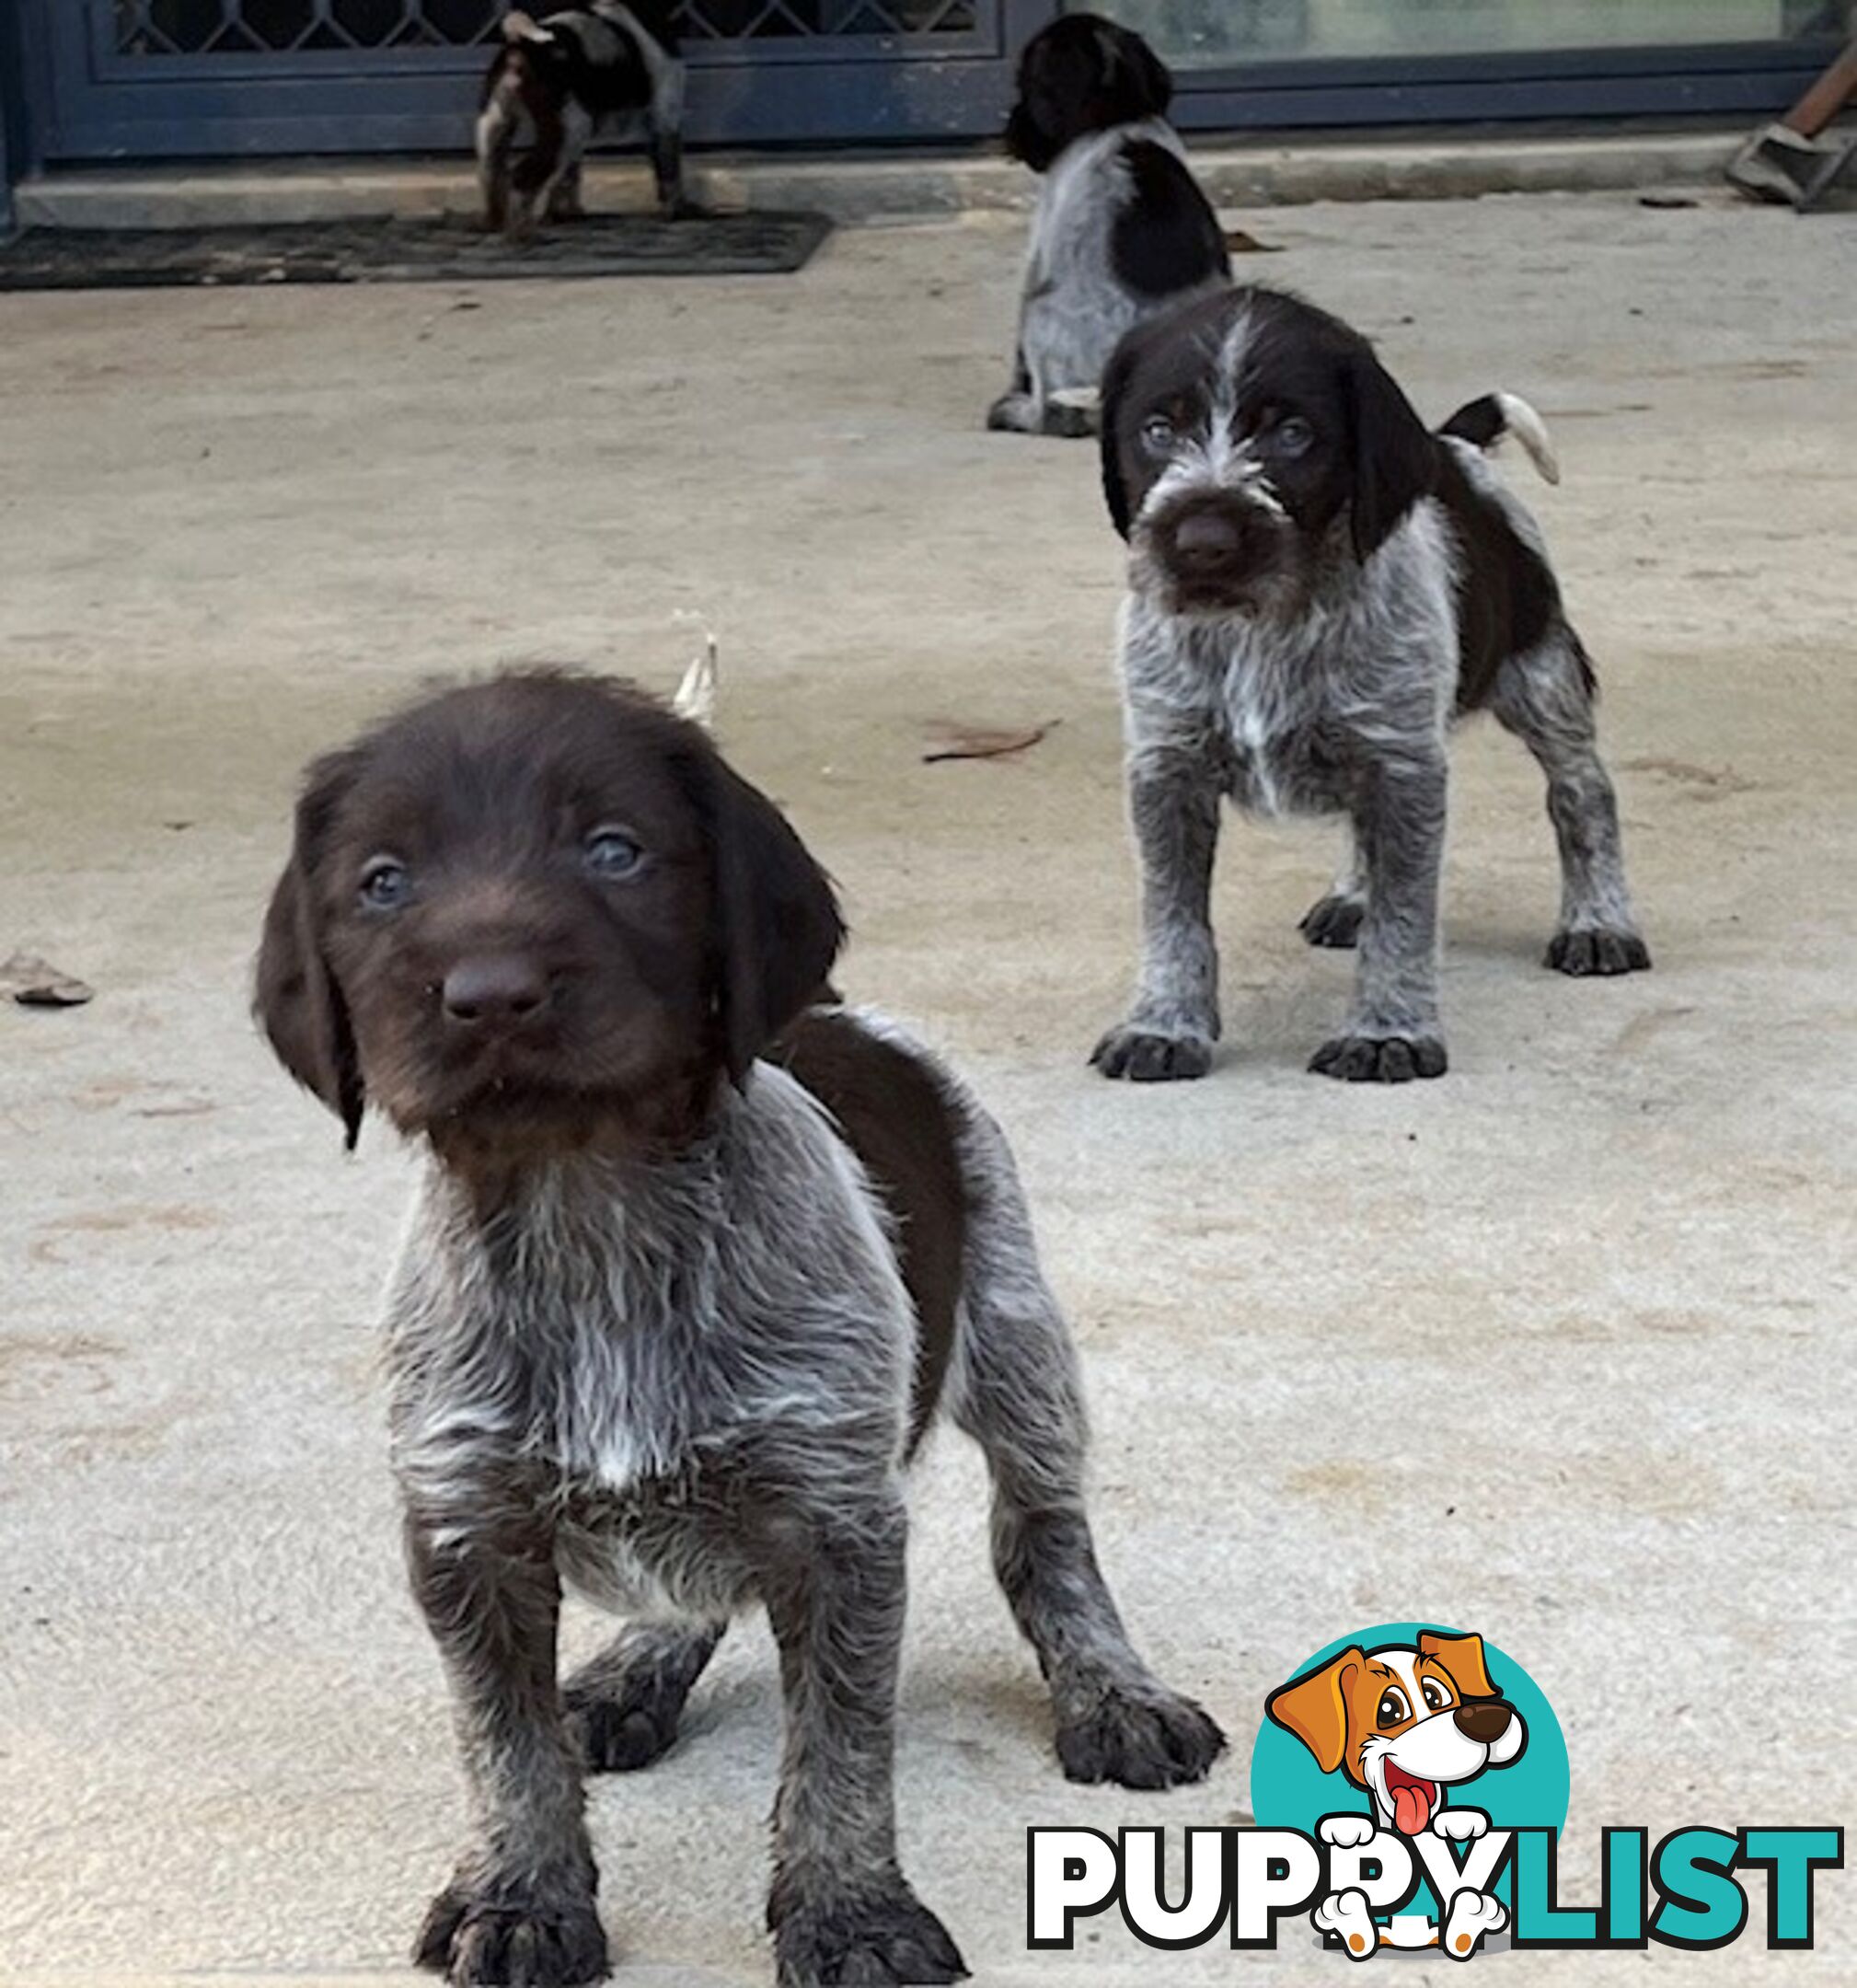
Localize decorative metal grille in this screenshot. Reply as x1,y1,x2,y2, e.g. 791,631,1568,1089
115,0,976,52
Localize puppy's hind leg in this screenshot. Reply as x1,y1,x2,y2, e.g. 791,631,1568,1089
986,349,1043,434
647,60,691,216
948,1104,1226,1791
1493,631,1650,977
563,1618,726,1773
532,100,593,234
1300,827,1367,950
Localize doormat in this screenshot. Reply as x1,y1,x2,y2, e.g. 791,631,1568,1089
0,212,834,290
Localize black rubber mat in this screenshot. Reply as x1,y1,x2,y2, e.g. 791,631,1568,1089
0,212,834,290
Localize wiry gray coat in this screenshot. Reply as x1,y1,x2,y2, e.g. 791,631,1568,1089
256,673,1222,1988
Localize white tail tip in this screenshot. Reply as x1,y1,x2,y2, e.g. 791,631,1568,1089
673,637,718,731
1494,391,1561,486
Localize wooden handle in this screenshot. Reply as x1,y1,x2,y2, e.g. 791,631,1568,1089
1786,39,1857,139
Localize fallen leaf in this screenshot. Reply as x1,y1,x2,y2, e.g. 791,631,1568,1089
1638,193,1699,209
921,719,1059,765
1223,228,1284,253
2,953,93,1008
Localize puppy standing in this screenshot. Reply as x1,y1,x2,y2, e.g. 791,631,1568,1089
1091,285,1650,1086
256,672,1222,1988
477,1,686,237
989,14,1229,439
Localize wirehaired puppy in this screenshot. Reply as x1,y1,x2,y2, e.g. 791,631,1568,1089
477,1,686,237
1091,286,1650,1087
256,670,1222,1988
989,13,1229,439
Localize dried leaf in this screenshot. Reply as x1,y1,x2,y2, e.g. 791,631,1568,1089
922,719,1059,765
2,952,94,1008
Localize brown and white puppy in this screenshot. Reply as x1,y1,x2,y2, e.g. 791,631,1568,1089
477,1,686,237
256,670,1222,1988
1267,1631,1526,1959
1092,285,1650,1087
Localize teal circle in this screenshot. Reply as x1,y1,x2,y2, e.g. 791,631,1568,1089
1250,1624,1570,1915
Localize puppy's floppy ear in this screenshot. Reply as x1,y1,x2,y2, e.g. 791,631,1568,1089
1100,22,1172,120
697,749,844,1084
254,754,365,1150
1266,1647,1363,1776
1344,342,1436,563
1098,324,1145,540
1418,1630,1497,1701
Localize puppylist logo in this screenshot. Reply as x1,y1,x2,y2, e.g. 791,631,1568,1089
1028,1624,1840,1961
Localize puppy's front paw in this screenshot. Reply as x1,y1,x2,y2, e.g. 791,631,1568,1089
1442,1889,1507,1959
1546,927,1651,977
1319,1814,1378,1849
416,1874,607,1986
1090,1024,1213,1083
771,1878,966,1988
1309,1033,1448,1083
1312,1889,1378,1960
1055,1684,1226,1791
1432,1807,1489,1843
1299,894,1364,949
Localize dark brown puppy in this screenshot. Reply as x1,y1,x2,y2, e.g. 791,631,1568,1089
257,671,1222,1988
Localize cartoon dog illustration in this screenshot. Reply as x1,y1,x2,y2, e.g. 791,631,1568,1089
1267,1631,1526,1959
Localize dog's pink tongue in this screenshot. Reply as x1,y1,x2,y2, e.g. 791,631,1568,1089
1393,1783,1433,1835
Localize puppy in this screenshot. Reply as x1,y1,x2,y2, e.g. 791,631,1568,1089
255,670,1222,1988
989,14,1229,439
1268,1632,1525,1958
477,1,686,237
1090,285,1650,1086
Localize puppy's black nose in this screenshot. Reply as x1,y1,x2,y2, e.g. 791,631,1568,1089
1454,1700,1513,1744
442,954,549,1027
1170,510,1246,566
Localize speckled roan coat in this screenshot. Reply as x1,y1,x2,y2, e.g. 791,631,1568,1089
256,672,1223,1988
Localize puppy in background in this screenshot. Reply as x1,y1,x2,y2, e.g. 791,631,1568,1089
477,1,686,237
256,670,1222,1988
1091,285,1650,1086
989,14,1230,438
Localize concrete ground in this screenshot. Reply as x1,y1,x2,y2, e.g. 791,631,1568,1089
2,192,1853,1987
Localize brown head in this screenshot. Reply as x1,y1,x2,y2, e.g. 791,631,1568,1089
254,670,842,1163
1266,1631,1525,1835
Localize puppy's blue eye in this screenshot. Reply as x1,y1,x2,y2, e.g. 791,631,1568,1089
1273,416,1315,457
1141,415,1177,454
583,827,645,879
359,856,409,911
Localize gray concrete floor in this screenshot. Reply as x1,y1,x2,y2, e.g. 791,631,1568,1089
1,193,1853,1986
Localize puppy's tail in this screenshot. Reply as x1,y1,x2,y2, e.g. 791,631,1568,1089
1437,390,1560,486
502,8,555,43
673,635,719,732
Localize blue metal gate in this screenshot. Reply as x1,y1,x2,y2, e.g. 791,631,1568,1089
15,0,1055,159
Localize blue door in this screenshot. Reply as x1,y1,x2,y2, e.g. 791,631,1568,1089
9,0,1845,164
15,0,1056,159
